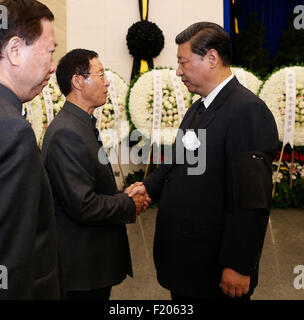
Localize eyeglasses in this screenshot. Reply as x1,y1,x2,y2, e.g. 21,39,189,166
79,72,105,80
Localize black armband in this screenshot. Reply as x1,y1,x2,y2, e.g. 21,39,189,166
226,151,273,212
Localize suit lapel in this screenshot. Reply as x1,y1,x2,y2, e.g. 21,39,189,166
167,99,201,167
195,77,239,130
179,98,201,130
167,77,240,172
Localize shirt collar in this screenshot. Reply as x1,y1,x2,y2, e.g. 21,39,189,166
63,100,95,129
202,74,234,109
0,83,23,113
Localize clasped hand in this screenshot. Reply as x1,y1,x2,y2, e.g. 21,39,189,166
220,268,250,298
124,182,151,216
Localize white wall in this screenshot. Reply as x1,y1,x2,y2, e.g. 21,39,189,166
67,0,223,83
40,0,67,63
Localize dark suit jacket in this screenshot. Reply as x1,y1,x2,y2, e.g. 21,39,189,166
0,84,59,300
144,77,279,298
42,101,136,292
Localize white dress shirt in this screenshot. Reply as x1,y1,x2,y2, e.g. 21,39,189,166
202,74,234,109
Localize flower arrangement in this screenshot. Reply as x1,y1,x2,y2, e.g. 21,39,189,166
272,147,304,208
146,86,181,128
259,66,304,146
23,73,65,148
192,66,262,103
231,66,263,94
38,74,65,148
127,68,192,145
94,70,130,149
23,96,44,145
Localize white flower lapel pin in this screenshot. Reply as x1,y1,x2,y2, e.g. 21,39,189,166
182,130,201,151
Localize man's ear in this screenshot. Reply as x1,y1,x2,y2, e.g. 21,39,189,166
71,74,85,91
4,36,25,66
206,49,220,69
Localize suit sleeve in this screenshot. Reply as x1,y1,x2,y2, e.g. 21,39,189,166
45,129,136,226
143,165,169,203
0,119,42,299
143,101,199,202
218,101,279,275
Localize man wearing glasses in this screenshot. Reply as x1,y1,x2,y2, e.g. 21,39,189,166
42,49,147,300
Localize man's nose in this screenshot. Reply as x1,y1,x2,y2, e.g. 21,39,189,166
50,60,56,74
104,77,110,87
176,65,183,77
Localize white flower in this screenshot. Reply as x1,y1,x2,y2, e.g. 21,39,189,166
51,93,58,101
297,82,304,90
182,131,201,151
272,172,283,183
169,96,176,104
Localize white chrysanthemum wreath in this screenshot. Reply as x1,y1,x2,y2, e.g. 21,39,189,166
128,68,192,145
192,66,262,103
259,66,304,146
23,73,65,147
93,70,130,149
23,95,44,145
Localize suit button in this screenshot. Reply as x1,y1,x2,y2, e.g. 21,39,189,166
165,178,170,183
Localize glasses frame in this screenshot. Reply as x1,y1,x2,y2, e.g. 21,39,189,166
79,72,105,80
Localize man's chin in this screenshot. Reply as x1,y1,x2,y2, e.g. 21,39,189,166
184,82,194,93
27,86,44,101
42,80,50,88
99,98,107,106
22,92,38,103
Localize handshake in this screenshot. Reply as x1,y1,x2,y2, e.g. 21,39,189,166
124,182,151,216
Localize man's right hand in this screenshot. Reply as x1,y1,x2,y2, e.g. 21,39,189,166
125,182,151,215
132,194,146,216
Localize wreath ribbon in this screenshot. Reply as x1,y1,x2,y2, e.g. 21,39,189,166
139,0,148,21
42,85,54,125
139,0,149,74
283,67,296,148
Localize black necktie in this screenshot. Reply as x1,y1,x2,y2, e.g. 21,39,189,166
190,100,206,128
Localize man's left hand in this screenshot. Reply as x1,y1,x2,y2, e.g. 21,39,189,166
219,268,250,298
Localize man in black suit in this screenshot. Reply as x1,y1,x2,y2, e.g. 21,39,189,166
42,49,147,300
129,22,279,300
0,0,59,299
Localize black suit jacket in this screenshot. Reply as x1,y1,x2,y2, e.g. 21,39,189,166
42,101,136,292
0,84,59,300
144,77,279,298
